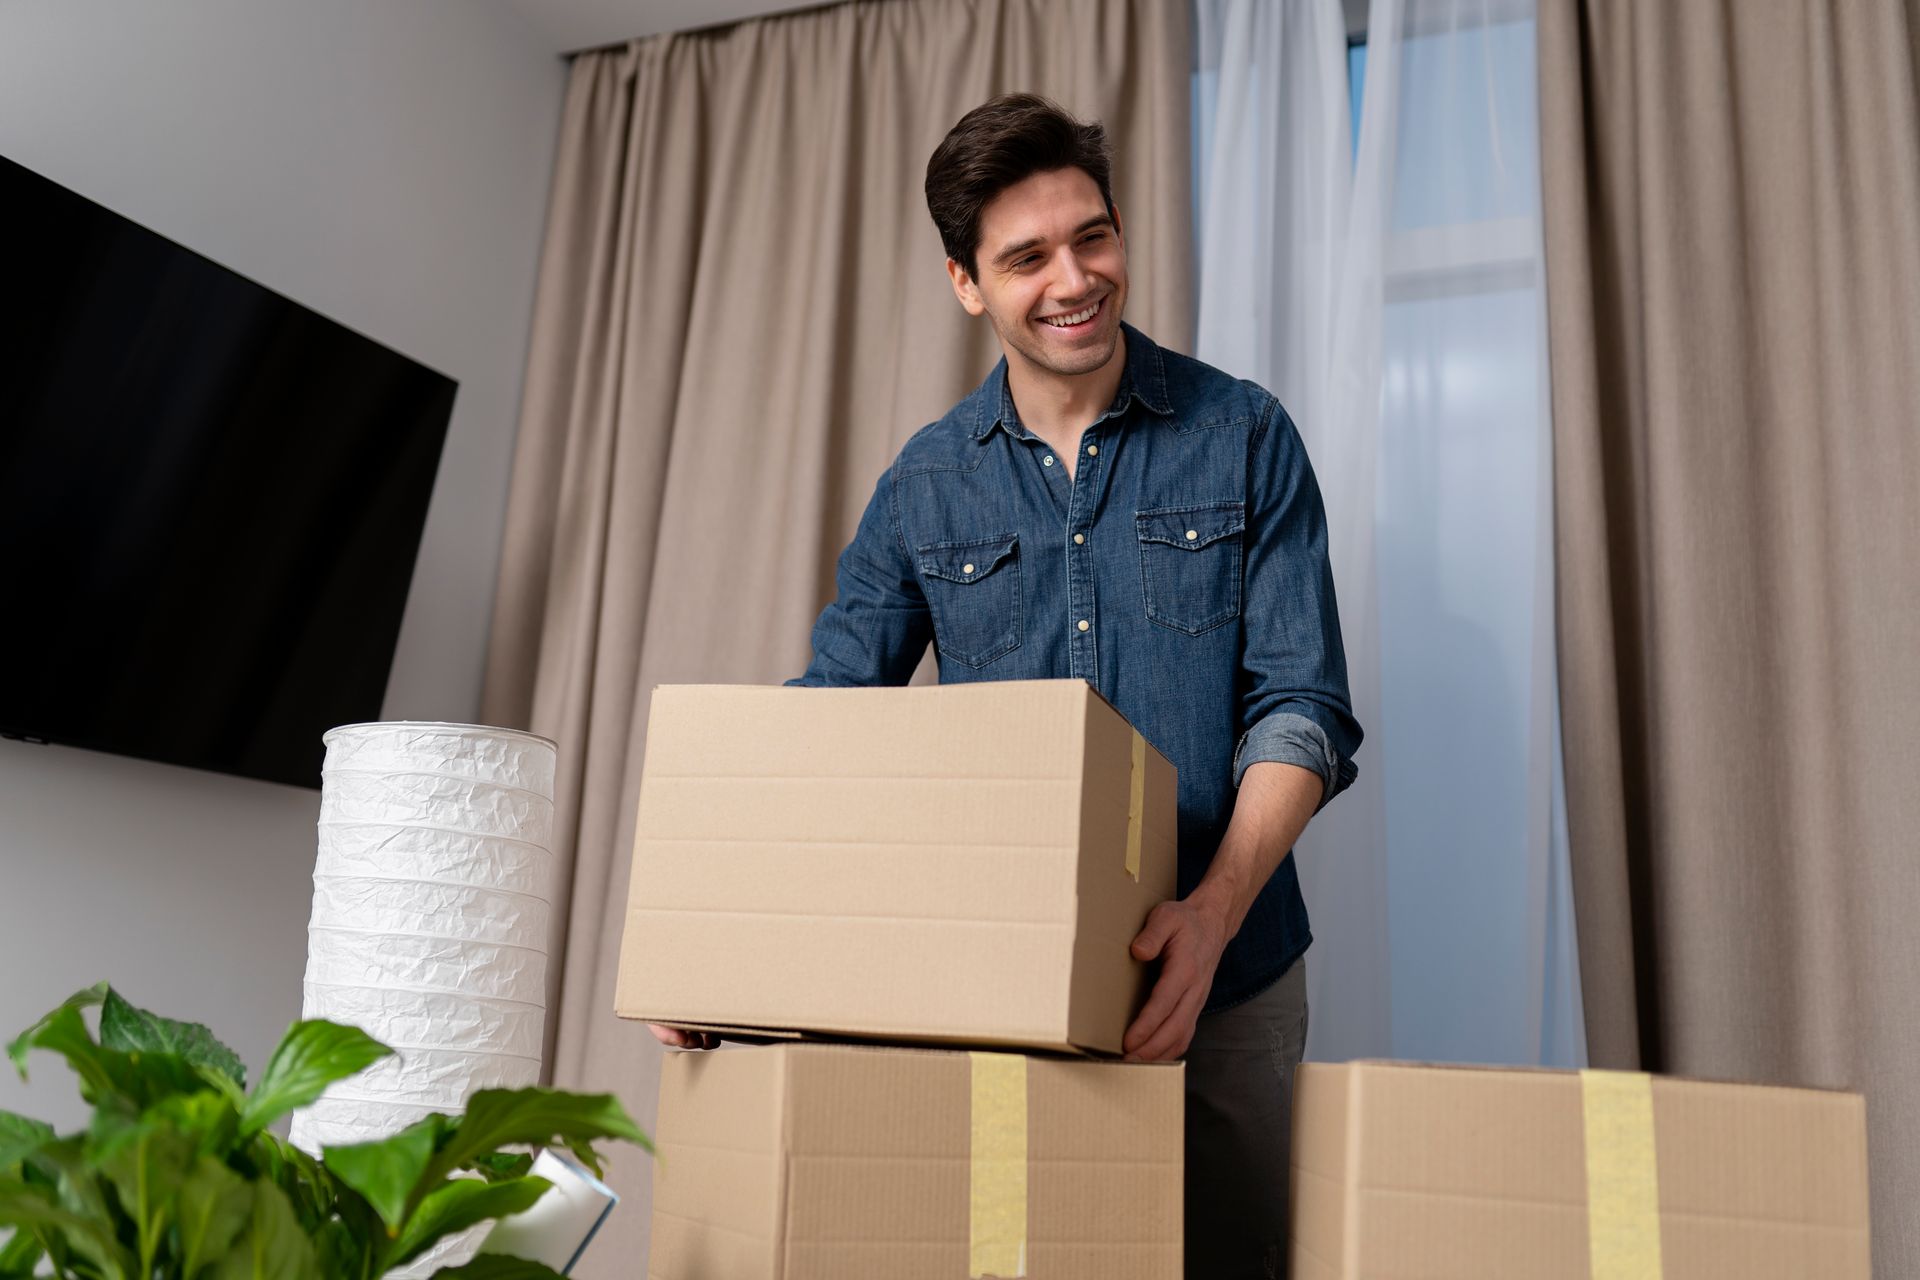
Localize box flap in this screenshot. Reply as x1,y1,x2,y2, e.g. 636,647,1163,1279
1068,690,1178,1052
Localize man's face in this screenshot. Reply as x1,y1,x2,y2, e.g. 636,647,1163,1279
946,167,1129,381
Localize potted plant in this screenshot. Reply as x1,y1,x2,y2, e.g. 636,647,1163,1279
0,984,649,1278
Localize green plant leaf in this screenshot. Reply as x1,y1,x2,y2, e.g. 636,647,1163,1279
19,1136,136,1280
462,1152,535,1183
0,1222,45,1277
389,1176,551,1268
246,1134,336,1232
177,1155,251,1278
9,1001,206,1111
0,1114,53,1175
99,989,247,1090
209,1180,320,1280
429,1253,570,1280
156,1090,243,1161
312,1217,366,1279
5,983,106,1080
559,1136,607,1179
321,1115,446,1233
425,1089,649,1188
0,1177,132,1280
91,1110,195,1276
240,1021,391,1137
8,1001,118,1101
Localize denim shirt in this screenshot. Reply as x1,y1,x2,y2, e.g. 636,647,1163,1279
788,323,1362,1010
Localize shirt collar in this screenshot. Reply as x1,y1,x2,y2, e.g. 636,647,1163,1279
968,322,1174,440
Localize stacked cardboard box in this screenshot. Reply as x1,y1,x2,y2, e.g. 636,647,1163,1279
615,682,1877,1277
617,681,1186,1278
1291,1060,1872,1279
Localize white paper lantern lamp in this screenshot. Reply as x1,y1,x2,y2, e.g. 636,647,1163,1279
289,720,557,1165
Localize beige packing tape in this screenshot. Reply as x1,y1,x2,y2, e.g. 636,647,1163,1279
1125,729,1145,881
1580,1069,1664,1279
969,1052,1028,1278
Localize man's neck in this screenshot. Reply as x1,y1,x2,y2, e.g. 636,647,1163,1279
1004,337,1128,446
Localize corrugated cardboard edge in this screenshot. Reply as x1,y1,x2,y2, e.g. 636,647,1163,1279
1345,1057,1865,1096
641,1018,1097,1057
1065,686,1178,1056
773,1047,793,1280
1343,1065,1364,1280
610,683,671,1018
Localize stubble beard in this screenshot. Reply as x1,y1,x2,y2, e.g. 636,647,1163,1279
993,300,1125,380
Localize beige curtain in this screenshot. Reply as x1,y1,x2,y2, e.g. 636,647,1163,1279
1540,0,1920,1270
480,0,1192,1267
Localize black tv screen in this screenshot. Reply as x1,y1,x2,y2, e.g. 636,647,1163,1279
0,154,457,788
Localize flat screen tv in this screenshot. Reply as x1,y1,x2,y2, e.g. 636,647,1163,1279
0,154,457,788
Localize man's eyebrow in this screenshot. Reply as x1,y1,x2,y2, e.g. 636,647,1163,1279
989,214,1115,268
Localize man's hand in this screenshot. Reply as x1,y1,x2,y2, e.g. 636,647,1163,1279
649,1023,720,1051
1122,895,1229,1062
1122,761,1323,1061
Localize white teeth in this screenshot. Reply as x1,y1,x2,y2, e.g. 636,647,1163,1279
1042,301,1099,327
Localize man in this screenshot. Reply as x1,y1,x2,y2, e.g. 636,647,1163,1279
652,94,1360,1279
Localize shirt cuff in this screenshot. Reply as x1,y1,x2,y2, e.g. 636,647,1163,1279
1232,711,1357,810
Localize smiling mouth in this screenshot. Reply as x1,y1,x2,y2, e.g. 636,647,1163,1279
1037,297,1104,332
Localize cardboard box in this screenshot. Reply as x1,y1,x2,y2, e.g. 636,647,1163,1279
616,682,1178,1055
1291,1060,1871,1279
649,1042,1183,1279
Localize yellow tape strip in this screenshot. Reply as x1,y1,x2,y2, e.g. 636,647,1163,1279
969,1052,1028,1278
1580,1069,1664,1280
1124,730,1145,882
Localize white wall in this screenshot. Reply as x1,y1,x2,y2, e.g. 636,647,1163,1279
0,0,565,1126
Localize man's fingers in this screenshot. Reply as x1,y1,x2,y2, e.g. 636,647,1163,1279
649,1023,720,1051
1132,984,1207,1063
1130,902,1178,961
1123,960,1194,1056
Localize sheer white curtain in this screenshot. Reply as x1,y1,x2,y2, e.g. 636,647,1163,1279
1194,0,1584,1067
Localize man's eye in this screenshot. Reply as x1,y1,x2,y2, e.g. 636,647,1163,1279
1081,232,1106,244
1015,255,1040,268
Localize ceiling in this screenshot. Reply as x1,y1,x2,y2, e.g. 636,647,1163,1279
503,0,1371,57
499,0,824,54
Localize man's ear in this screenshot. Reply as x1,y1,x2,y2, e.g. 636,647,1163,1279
945,258,987,317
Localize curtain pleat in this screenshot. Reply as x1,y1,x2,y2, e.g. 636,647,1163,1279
1541,0,1920,1269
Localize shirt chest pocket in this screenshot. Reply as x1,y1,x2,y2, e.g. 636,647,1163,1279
1136,501,1245,636
915,533,1022,668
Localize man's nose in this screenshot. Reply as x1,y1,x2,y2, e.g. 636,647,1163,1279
1050,247,1093,297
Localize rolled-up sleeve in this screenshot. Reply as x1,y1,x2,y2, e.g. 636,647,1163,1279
1233,394,1363,808
785,465,931,687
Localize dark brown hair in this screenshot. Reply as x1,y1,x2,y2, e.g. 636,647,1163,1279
924,93,1116,280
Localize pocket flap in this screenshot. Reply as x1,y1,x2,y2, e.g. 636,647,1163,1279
917,533,1019,583
1136,502,1245,550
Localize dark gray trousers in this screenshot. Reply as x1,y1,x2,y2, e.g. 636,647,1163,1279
1183,956,1309,1280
